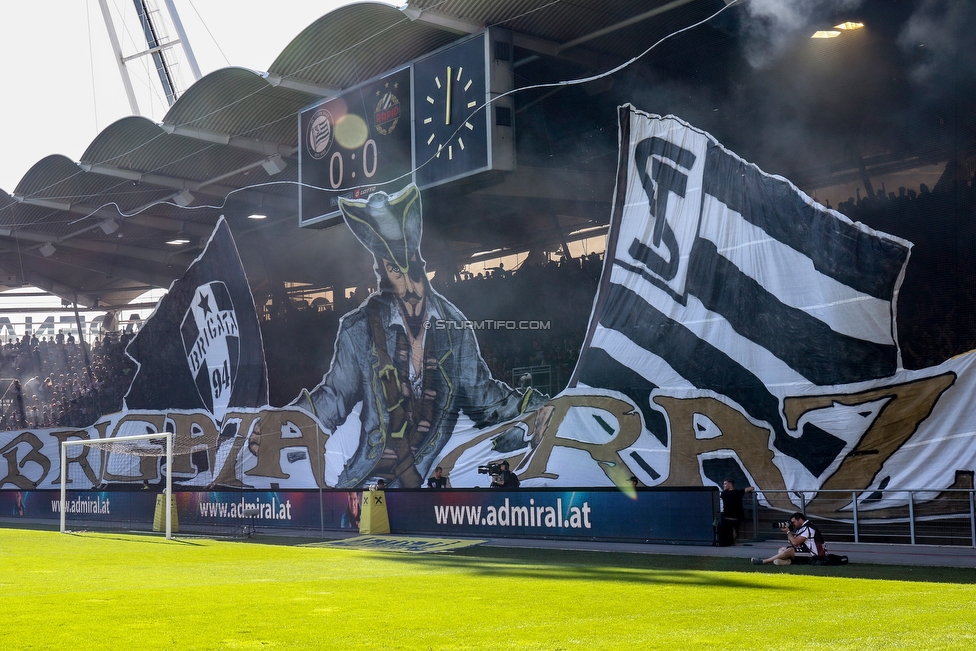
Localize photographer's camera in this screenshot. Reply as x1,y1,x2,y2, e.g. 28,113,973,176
477,461,503,476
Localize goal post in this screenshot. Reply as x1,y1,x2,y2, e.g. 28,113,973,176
60,432,174,539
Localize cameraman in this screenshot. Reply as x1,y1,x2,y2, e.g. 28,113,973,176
751,512,826,566
490,460,520,489
427,466,447,489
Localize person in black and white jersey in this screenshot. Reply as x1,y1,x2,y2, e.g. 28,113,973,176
752,512,827,565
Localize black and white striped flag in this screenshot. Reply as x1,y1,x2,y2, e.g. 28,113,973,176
573,106,912,478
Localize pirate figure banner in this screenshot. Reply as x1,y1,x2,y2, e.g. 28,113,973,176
294,185,546,488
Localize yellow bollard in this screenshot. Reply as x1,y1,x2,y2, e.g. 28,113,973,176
152,493,179,533
359,489,390,534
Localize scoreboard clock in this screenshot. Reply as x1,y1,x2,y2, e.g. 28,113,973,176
298,28,514,228
299,66,412,228
413,28,514,189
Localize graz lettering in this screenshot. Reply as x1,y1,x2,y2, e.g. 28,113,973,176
0,372,958,515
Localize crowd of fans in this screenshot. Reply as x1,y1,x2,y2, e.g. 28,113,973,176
0,331,135,432
834,170,976,369
435,252,603,391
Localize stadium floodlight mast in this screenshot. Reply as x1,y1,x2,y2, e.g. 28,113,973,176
60,432,174,539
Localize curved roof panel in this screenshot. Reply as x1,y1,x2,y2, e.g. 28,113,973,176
80,116,263,187
14,154,89,199
270,2,458,89
161,67,312,145
80,117,171,169
409,0,712,59
10,153,178,239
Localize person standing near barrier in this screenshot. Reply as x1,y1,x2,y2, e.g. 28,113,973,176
427,466,447,488
719,478,754,545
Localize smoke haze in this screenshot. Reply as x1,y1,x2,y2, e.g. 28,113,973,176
739,0,864,68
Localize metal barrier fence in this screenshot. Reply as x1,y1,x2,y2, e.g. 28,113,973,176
739,489,976,547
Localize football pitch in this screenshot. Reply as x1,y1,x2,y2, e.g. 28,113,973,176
1,527,974,650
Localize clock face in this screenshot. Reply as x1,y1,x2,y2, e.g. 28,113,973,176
413,34,490,188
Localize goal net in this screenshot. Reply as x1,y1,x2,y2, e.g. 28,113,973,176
60,432,174,539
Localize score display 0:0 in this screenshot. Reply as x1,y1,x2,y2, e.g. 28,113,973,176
327,138,379,189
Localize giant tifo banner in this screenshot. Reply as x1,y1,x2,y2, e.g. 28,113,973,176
1,105,975,519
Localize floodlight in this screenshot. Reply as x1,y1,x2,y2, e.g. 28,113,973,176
39,242,56,257
261,154,287,175
173,189,195,206
99,218,120,234
812,31,841,38
400,4,422,20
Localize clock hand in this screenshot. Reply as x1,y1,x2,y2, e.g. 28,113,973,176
445,66,452,126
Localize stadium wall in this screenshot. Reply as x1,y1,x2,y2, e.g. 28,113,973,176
0,487,718,545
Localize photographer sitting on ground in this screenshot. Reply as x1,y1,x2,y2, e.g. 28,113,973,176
751,512,826,566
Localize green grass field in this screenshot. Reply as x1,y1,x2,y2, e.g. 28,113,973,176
1,527,975,651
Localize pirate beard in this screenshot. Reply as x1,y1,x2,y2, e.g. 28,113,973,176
401,297,426,338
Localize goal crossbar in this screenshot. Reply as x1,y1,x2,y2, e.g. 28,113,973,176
60,432,174,539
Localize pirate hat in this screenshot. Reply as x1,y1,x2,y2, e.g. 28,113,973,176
339,184,423,274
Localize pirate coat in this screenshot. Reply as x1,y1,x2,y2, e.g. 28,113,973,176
305,287,542,488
